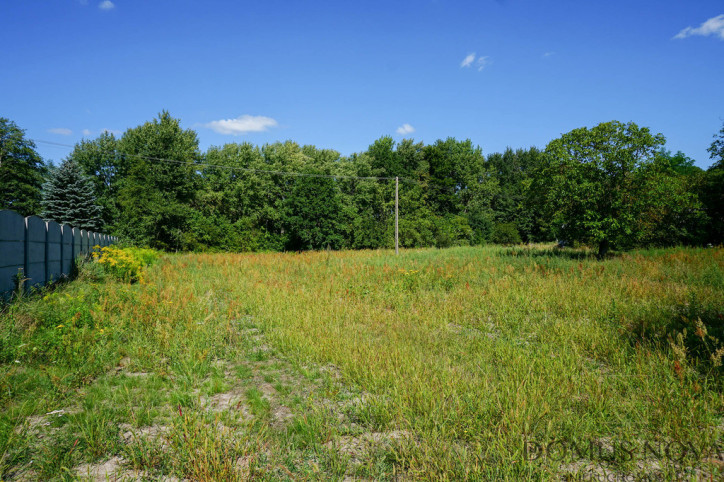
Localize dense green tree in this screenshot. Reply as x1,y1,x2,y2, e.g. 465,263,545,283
55,112,721,252
707,122,724,169
487,147,546,242
0,118,46,216
422,138,496,244
632,156,707,247
283,173,348,251
700,167,724,245
655,149,701,176
534,121,665,257
115,111,201,250
367,136,402,177
41,159,102,230
68,132,125,229
700,124,724,244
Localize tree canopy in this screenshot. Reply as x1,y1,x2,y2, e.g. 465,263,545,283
0,118,46,216
533,121,666,257
4,113,720,252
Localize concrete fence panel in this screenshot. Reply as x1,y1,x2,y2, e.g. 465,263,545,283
26,216,47,288
73,227,82,260
46,221,62,282
81,230,89,255
0,210,25,295
61,225,73,275
0,209,116,297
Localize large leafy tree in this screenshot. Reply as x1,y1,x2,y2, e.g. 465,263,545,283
534,121,665,257
632,156,707,247
422,138,496,244
41,159,102,230
487,147,546,242
656,149,701,176
700,123,724,244
0,118,46,216
116,111,201,250
707,122,724,169
283,173,348,251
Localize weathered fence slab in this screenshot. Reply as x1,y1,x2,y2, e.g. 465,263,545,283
0,210,25,295
0,209,117,298
47,220,62,282
61,225,73,275
26,216,47,288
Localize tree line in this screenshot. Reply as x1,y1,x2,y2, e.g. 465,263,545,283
1,112,722,256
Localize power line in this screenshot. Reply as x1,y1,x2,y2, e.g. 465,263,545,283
30,138,459,191
32,139,400,181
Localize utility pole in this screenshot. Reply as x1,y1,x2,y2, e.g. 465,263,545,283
395,176,399,255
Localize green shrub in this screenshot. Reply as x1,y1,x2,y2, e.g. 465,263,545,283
490,223,522,245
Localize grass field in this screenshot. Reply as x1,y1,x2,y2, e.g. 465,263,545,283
1,245,723,480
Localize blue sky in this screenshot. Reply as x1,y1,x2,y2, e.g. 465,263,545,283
2,0,722,168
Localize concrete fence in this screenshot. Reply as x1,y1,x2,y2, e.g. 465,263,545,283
0,209,117,297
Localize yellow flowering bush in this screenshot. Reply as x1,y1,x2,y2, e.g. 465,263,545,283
92,245,159,282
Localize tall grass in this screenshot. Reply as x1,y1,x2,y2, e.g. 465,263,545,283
0,245,722,480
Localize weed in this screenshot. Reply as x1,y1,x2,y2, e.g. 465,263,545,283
1,245,722,479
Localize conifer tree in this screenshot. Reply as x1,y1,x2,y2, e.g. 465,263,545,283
41,159,102,230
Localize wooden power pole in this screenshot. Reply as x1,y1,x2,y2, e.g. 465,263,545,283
395,176,399,255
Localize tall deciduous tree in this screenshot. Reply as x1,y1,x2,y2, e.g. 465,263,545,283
116,111,201,250
284,173,348,251
632,156,707,247
0,118,46,216
422,138,497,244
487,147,546,242
700,123,724,244
534,121,665,257
41,159,102,230
707,122,724,169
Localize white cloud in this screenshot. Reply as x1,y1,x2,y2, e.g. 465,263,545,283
396,123,415,135
205,115,278,135
542,51,555,58
674,14,724,40
82,129,92,136
102,128,121,136
48,128,72,136
460,53,476,68
476,56,490,71
98,1,115,10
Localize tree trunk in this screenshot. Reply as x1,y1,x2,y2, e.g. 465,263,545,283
598,239,610,259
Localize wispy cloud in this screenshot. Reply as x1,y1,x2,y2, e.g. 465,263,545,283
205,115,279,135
461,53,491,71
48,128,72,136
674,14,724,40
98,1,115,10
82,129,92,136
476,56,490,71
102,128,121,136
460,53,476,68
396,123,415,135
542,51,555,58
